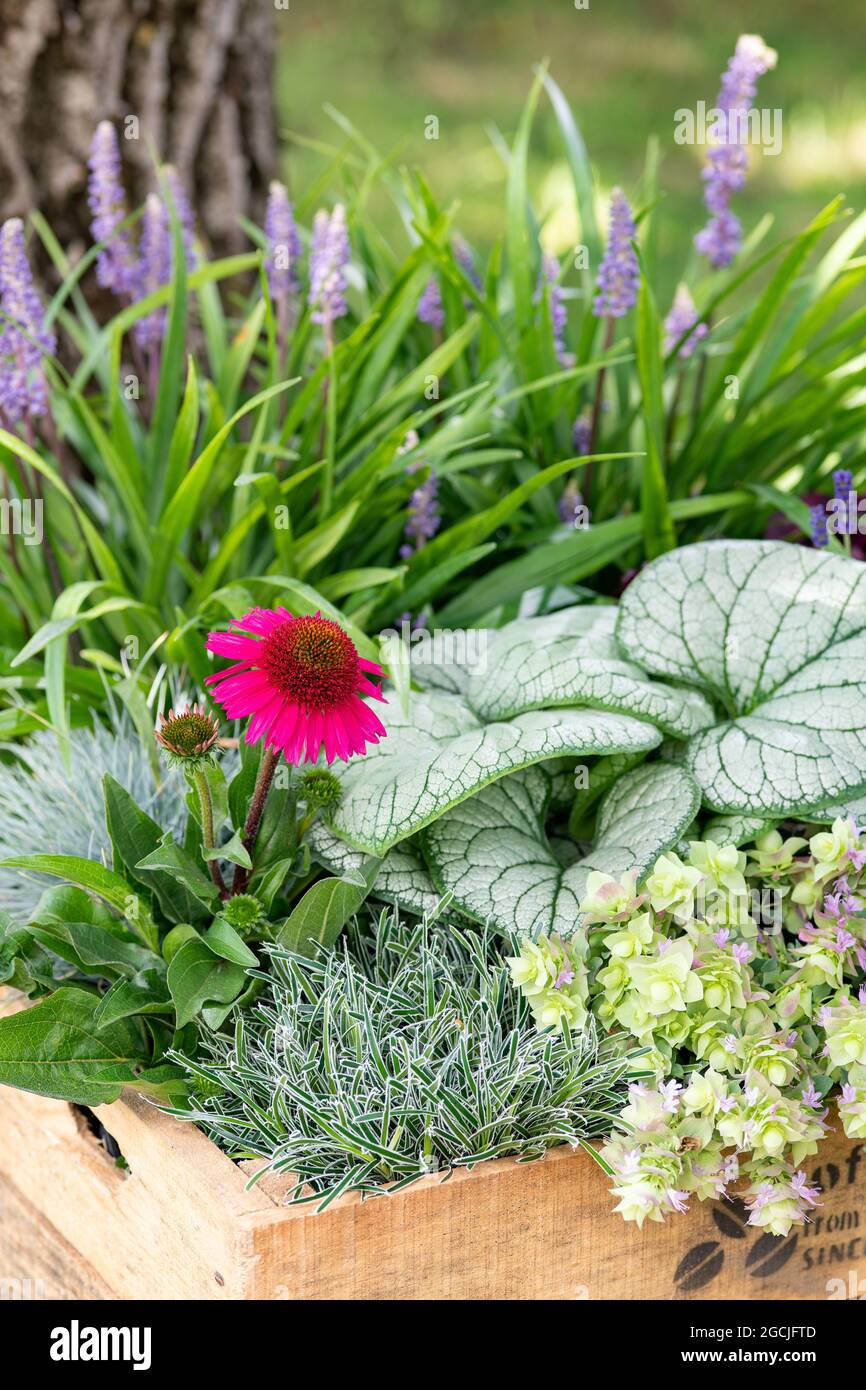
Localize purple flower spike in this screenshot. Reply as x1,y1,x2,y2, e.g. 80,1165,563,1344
0,218,56,423
400,460,440,558
163,167,197,272
833,468,853,502
558,478,588,527
572,408,592,456
593,189,639,319
133,193,171,352
87,121,138,299
309,204,350,329
536,253,568,362
417,276,444,329
453,234,481,291
664,283,708,358
264,180,302,306
695,35,777,269
695,207,743,270
809,502,829,549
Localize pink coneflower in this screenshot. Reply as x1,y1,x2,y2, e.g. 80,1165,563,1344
205,607,387,765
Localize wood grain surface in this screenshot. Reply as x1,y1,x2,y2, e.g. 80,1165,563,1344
1,990,864,1300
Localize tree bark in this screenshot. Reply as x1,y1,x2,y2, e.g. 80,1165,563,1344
0,0,278,260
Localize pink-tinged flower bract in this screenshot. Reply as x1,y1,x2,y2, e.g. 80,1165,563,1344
206,608,387,765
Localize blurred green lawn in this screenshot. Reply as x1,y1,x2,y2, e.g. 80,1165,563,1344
275,0,866,302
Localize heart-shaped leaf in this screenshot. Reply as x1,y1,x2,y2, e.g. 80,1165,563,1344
617,541,866,816
424,761,700,937
466,607,715,737
327,688,662,855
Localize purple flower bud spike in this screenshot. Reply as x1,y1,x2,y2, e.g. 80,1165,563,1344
264,180,302,309
400,457,440,559
417,276,444,329
536,253,568,363
833,468,853,501
454,234,481,291
572,408,592,456
309,204,350,332
133,193,171,352
0,218,56,423
163,167,197,272
87,121,138,299
809,501,829,549
695,34,777,269
593,189,640,319
664,283,709,358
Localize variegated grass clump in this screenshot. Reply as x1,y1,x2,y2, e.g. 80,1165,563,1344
171,907,636,1208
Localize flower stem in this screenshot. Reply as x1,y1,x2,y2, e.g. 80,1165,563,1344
318,324,336,521
193,767,227,898
585,317,616,506
232,748,280,895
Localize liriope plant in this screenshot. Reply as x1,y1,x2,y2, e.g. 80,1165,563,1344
1,33,864,757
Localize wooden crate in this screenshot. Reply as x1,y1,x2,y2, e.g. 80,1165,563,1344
1,1084,864,1300
0,999,864,1299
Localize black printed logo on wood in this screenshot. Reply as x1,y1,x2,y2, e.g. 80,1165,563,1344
673,1197,796,1294
673,1241,725,1294
672,1146,865,1294
744,1231,799,1278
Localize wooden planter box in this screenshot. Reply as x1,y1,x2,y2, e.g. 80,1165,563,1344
1,997,864,1300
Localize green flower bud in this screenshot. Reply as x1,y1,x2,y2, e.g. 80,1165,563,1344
300,769,343,813
222,893,263,936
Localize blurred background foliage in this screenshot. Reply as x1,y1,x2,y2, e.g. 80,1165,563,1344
277,0,866,303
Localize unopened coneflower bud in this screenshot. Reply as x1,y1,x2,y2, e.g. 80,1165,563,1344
221,893,263,936
155,704,220,767
300,768,343,813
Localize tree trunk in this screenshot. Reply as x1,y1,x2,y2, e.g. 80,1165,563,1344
0,0,278,261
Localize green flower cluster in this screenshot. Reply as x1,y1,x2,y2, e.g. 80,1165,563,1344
505,933,587,1031
508,818,866,1236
